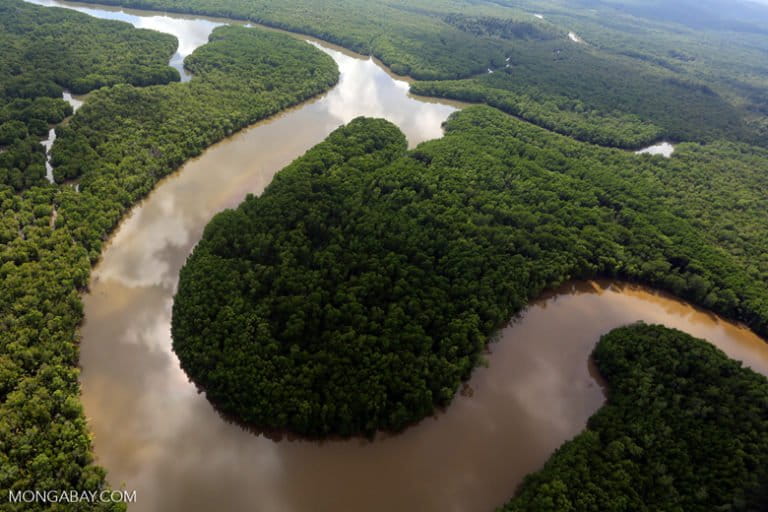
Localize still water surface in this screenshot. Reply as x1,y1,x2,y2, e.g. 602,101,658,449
25,1,768,511
636,141,676,157
27,0,225,80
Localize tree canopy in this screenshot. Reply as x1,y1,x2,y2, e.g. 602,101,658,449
3,0,768,509
0,0,179,192
70,0,768,149
172,106,768,437
502,323,768,511
0,17,338,511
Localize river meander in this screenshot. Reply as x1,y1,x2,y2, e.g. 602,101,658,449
23,1,768,511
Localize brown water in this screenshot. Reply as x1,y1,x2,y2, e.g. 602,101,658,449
81,270,768,512
24,1,768,511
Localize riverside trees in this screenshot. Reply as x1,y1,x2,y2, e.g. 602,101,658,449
0,14,338,509
502,324,768,511
0,0,178,191
172,106,768,438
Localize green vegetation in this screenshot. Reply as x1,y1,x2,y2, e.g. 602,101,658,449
0,16,337,510
51,25,337,255
0,1,178,95
0,0,178,192
4,0,768,509
172,106,768,437
55,0,517,80
492,0,768,144
501,323,768,511
411,48,746,148
72,0,768,149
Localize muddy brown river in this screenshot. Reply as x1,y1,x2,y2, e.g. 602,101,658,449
24,1,768,511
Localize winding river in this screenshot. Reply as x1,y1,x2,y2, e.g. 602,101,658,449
24,1,768,511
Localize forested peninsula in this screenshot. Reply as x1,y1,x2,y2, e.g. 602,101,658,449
172,107,768,437
502,324,768,511
0,3,338,507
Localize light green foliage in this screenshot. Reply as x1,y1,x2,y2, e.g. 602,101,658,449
0,0,179,192
0,19,338,510
502,324,768,511
71,0,768,148
51,25,338,254
412,38,751,148
0,0,178,94
4,0,768,508
56,0,515,80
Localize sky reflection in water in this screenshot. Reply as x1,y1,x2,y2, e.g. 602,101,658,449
21,2,768,511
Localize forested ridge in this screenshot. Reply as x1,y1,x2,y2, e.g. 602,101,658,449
172,106,768,439
0,0,178,192
0,14,338,510
501,324,768,511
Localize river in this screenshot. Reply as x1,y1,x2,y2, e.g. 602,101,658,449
24,1,768,511
636,141,676,157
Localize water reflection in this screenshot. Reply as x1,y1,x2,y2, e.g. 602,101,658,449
41,127,56,182
26,1,768,511
92,42,459,291
26,0,224,80
41,91,86,183
63,90,85,112
82,270,768,512
635,141,675,157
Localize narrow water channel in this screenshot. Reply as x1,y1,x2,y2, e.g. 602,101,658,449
23,2,768,511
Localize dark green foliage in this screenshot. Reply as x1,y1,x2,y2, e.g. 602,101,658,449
501,324,768,511
443,14,560,41
412,43,751,148
0,18,338,511
70,0,768,149
172,106,768,437
0,0,180,192
4,0,768,508
51,25,338,253
0,0,179,95
0,137,46,190
0,120,28,145
52,0,518,80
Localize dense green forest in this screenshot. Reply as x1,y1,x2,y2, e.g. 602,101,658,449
0,13,338,510
411,49,748,148
51,25,338,226
172,106,768,437
4,0,768,509
0,0,178,192
71,0,768,149
53,0,515,80
502,324,768,511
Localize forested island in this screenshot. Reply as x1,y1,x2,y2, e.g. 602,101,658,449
0,2,338,508
503,324,768,511
173,107,768,438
